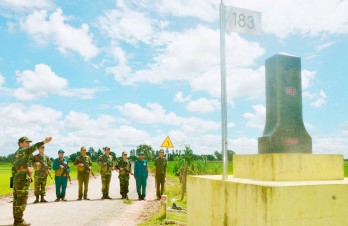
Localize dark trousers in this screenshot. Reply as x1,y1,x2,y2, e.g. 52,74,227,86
136,176,147,198
55,176,68,198
156,174,165,198
78,173,90,198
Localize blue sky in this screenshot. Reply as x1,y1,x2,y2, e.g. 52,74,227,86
0,0,347,157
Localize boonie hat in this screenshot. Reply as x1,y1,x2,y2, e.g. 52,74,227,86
18,136,32,143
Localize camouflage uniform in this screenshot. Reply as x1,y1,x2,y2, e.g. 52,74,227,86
12,139,44,224
97,154,114,199
74,155,92,199
31,154,51,202
154,156,167,199
116,159,132,199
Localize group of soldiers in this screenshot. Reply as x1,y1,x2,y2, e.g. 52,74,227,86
11,136,167,226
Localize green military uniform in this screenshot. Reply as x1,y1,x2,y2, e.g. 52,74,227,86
74,155,92,200
13,137,44,225
154,156,167,199
116,157,132,199
31,154,51,203
97,154,114,199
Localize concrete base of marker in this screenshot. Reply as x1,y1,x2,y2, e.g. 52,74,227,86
187,154,348,226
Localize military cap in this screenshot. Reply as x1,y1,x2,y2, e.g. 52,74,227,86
18,136,32,143
58,149,65,153
139,151,144,155
80,146,87,151
104,146,110,150
122,151,127,155
159,149,165,153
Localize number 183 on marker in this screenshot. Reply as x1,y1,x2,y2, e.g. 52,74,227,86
225,6,262,36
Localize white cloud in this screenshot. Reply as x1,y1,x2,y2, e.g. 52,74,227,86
14,64,68,100
154,0,218,22
60,87,107,100
313,136,348,157
20,8,99,60
0,0,53,14
108,26,264,88
0,103,63,149
173,91,191,103
186,98,219,113
116,102,219,133
302,70,316,90
190,66,265,101
227,122,236,128
226,0,348,38
0,103,153,156
310,90,328,108
13,64,103,100
305,41,336,60
97,0,155,45
243,105,266,129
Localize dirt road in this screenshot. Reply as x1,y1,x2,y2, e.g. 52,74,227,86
0,172,156,226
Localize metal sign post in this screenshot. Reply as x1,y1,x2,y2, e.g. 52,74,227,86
220,1,261,180
220,0,228,181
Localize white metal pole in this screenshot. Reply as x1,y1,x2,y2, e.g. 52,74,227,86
220,0,228,180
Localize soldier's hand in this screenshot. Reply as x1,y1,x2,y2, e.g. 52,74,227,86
103,162,107,165
35,162,41,166
79,163,84,167
60,165,65,169
120,167,124,171
111,167,115,170
44,137,52,144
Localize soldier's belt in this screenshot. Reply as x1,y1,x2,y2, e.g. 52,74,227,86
17,169,29,173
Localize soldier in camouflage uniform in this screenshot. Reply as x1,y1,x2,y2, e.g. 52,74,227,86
97,146,114,199
12,136,52,226
31,145,52,203
116,151,133,199
74,146,93,200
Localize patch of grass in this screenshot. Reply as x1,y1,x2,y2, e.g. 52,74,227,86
0,162,100,196
139,174,187,225
123,199,133,204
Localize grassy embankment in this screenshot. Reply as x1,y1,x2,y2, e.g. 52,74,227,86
0,163,100,196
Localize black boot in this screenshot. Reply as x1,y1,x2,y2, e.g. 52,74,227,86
105,193,111,199
33,196,39,204
55,197,60,202
13,219,31,226
101,194,105,200
40,195,48,203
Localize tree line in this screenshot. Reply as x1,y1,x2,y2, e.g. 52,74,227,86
0,144,235,163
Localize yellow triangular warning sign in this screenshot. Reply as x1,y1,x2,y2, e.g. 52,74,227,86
161,136,174,148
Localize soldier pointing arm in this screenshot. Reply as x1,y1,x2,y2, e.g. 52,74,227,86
12,136,52,226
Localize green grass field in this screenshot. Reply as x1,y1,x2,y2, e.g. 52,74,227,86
0,163,100,196
2,161,348,197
